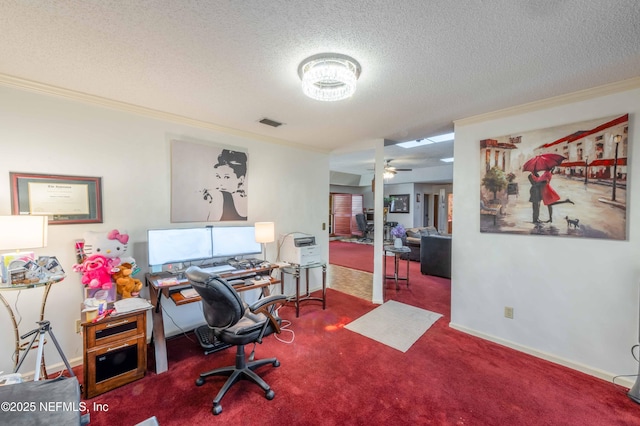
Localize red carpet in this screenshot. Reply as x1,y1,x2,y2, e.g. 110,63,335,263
329,240,373,272
74,246,638,425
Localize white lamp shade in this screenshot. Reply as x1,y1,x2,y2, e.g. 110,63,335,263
0,215,48,251
254,222,275,244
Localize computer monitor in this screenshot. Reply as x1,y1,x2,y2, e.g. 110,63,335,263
147,227,213,266
211,226,261,258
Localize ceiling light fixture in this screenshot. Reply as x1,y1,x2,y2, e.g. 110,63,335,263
383,170,395,180
298,53,361,102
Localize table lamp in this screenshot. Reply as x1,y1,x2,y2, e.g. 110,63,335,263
0,215,48,250
0,215,48,283
254,222,275,261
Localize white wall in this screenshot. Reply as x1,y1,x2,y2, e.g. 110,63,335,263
384,182,414,228
451,80,640,384
0,85,329,375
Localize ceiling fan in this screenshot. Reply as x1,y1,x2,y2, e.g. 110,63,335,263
373,159,412,175
368,159,412,179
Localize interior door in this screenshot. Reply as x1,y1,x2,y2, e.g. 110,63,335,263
433,194,440,231
423,194,430,226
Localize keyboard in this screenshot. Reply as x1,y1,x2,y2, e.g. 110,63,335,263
194,325,231,354
202,264,237,274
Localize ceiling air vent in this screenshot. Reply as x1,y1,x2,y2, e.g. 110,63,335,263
259,118,283,127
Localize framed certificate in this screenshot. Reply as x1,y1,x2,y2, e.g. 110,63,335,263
10,172,103,224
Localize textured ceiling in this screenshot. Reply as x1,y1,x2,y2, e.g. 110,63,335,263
1,1,639,177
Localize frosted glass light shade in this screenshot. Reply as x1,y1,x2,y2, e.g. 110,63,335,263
0,215,48,251
254,222,275,244
298,53,361,102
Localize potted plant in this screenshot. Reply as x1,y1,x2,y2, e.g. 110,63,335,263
390,224,406,248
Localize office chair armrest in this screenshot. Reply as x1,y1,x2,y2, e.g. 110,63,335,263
248,294,287,312
249,295,287,339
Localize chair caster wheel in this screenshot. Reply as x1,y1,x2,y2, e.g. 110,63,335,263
195,377,205,386
212,404,222,415
265,389,275,400
273,360,280,367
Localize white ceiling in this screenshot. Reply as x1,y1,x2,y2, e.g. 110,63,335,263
1,1,639,180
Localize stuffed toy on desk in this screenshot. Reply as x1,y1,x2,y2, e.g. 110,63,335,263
83,229,136,269
114,262,142,298
73,254,115,290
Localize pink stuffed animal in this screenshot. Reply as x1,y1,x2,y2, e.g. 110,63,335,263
73,254,115,290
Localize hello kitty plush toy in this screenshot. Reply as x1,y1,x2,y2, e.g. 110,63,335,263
83,229,136,269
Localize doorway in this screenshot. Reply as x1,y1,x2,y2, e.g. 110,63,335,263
433,193,440,230
423,194,430,226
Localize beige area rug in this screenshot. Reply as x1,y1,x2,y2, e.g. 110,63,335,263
345,300,442,352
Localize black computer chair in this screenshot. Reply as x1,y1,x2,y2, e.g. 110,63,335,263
355,213,373,242
185,266,287,415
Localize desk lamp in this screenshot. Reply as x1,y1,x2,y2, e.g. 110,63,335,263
254,222,275,262
0,215,48,282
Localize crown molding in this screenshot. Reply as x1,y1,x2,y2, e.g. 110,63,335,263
0,73,329,154
455,76,640,126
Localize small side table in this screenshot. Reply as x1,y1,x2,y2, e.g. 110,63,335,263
281,263,326,317
383,245,411,292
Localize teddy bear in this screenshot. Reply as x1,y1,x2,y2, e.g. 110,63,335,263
113,262,143,298
73,254,115,290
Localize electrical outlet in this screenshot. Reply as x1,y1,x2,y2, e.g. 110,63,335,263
504,306,514,319
75,319,82,334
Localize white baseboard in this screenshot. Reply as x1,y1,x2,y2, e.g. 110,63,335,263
449,322,636,389
18,356,84,382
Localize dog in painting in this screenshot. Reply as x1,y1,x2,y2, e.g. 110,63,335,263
564,216,579,229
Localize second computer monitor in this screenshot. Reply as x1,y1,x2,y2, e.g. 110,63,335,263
211,226,261,258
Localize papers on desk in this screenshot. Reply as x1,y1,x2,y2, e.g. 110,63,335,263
179,288,198,299
156,277,179,286
113,297,152,314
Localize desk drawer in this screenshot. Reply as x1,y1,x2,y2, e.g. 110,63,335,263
86,312,145,348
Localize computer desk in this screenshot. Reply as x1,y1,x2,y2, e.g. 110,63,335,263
145,265,282,374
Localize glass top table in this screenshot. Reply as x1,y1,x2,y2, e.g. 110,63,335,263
383,245,411,293
0,276,65,374
280,263,326,317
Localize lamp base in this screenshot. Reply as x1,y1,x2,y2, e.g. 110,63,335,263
628,361,640,403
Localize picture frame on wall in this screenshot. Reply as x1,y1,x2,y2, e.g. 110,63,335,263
479,113,628,240
10,172,103,225
389,194,410,213
171,139,249,222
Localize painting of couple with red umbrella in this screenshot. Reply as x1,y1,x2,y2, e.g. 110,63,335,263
479,114,628,240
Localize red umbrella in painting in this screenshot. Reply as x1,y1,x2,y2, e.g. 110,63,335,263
522,153,566,173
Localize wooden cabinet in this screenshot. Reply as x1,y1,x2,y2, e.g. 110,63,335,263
330,193,363,237
81,308,147,398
